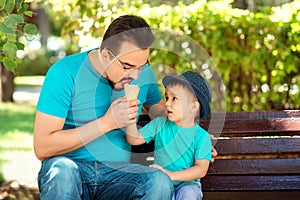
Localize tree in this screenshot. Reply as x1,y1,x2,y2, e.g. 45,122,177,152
0,0,39,102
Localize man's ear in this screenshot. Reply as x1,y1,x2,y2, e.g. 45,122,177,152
101,49,109,58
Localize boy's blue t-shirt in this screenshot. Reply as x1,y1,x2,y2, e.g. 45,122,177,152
140,117,212,185
36,50,162,162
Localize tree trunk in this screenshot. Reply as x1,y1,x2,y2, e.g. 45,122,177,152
0,62,15,102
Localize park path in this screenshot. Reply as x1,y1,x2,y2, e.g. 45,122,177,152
1,151,40,188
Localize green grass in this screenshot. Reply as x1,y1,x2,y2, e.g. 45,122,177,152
0,102,35,151
14,75,45,87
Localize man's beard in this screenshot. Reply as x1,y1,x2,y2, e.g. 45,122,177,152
108,79,115,89
108,77,134,91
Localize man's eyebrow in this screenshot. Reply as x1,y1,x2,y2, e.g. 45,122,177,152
120,60,148,68
120,61,135,67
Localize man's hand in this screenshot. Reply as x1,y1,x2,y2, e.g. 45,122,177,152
105,97,139,129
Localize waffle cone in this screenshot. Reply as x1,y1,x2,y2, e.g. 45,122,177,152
124,83,140,101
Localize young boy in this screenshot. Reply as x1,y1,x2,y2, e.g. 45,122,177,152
126,71,212,200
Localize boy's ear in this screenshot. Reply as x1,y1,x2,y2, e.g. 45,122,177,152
191,101,200,113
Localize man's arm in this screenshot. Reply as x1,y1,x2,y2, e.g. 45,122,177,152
34,98,139,161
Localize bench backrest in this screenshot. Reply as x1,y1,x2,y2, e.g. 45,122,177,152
199,110,300,192
132,110,300,195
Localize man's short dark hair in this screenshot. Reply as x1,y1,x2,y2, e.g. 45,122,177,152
100,15,154,54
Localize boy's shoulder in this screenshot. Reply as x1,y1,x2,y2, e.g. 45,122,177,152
195,123,210,136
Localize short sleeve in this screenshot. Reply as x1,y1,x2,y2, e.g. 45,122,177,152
36,66,74,118
139,117,167,143
195,131,212,162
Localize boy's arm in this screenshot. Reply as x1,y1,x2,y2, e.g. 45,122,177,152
150,159,210,181
126,123,146,145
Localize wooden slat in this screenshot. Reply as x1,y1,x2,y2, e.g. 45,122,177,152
201,118,300,137
202,175,300,191
214,138,300,155
207,158,300,174
139,110,300,123
203,191,300,200
209,110,300,120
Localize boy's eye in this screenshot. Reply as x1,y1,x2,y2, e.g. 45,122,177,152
165,96,169,101
173,97,177,101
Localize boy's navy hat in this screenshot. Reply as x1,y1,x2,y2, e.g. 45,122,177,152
162,71,212,119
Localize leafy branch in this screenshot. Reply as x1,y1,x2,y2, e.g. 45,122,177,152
0,0,39,72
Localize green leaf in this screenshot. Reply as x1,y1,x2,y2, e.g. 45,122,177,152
24,23,39,35
4,14,24,28
15,42,25,50
24,10,32,17
3,42,17,59
0,23,15,34
0,0,5,11
17,3,28,14
16,0,24,7
7,33,16,42
3,57,17,71
4,0,15,14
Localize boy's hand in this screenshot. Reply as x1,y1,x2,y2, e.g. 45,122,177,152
210,134,218,162
149,164,167,173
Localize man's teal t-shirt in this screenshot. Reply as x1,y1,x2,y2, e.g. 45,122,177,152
36,50,162,162
140,117,212,185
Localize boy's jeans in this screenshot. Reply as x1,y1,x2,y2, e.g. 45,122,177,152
38,156,173,200
172,182,203,200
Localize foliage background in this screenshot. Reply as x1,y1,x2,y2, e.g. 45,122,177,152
17,0,300,112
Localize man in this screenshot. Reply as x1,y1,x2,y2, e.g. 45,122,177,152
34,15,173,199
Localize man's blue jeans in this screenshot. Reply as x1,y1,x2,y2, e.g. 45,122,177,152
38,156,173,200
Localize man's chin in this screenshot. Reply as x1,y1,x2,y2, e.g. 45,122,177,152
113,82,124,91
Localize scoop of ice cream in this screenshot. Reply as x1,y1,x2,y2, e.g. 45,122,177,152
124,83,140,101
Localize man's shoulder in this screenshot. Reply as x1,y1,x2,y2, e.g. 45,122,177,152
47,51,90,76
55,51,89,66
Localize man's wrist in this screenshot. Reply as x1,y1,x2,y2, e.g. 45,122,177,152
98,114,115,134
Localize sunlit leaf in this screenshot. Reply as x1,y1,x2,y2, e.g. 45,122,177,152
0,0,5,10
3,42,17,59
7,33,16,42
24,23,39,35
24,10,33,17
4,14,24,28
3,57,17,71
0,23,15,34
4,0,15,14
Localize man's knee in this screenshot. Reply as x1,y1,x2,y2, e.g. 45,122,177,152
38,157,83,199
147,170,174,194
39,157,81,184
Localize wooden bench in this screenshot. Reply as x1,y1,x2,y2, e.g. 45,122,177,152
131,110,300,200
